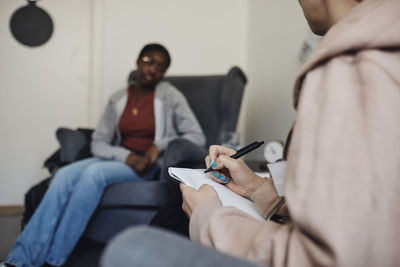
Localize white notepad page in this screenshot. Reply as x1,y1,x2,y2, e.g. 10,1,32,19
168,167,264,221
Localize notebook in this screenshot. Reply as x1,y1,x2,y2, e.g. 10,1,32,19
267,161,287,196
168,167,265,220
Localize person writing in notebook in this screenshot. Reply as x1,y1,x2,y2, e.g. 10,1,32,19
100,0,400,266
179,0,400,265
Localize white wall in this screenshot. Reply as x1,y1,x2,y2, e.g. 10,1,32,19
92,0,249,124
0,0,92,205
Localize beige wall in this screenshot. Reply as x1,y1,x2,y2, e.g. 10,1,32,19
0,0,308,205
240,0,308,160
91,0,249,124
0,0,92,205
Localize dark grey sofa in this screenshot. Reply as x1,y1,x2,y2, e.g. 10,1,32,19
19,67,247,266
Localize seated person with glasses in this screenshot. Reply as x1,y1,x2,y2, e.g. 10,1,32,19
1,43,205,267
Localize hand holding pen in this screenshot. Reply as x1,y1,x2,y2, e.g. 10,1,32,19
204,141,264,173
204,142,267,198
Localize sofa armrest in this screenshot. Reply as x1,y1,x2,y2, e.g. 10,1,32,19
86,181,169,243
99,181,168,208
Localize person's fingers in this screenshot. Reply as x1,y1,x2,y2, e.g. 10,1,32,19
134,166,143,173
207,155,249,185
142,156,151,165
152,147,159,162
198,184,217,193
136,161,147,172
205,155,211,168
215,154,244,172
145,148,157,163
180,184,219,217
208,145,236,163
208,170,230,184
181,183,198,195
142,156,150,165
151,153,158,163
206,154,239,178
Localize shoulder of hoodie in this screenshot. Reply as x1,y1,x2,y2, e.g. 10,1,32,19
292,0,400,108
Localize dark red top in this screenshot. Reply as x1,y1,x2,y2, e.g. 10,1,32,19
119,87,155,152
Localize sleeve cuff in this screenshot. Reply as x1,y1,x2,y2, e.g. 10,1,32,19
153,139,168,153
115,149,131,162
250,178,283,219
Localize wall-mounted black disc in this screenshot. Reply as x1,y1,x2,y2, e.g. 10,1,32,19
10,1,53,47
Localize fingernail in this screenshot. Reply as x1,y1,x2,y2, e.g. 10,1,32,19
212,172,218,178
209,160,212,164
224,178,230,182
212,161,217,168
218,174,224,181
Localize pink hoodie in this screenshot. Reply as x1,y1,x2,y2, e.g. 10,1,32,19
189,0,400,266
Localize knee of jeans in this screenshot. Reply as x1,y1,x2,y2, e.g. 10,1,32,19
80,165,107,188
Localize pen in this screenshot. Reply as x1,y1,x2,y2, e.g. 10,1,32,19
204,141,265,173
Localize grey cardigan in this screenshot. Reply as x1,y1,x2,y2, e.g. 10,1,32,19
91,80,206,163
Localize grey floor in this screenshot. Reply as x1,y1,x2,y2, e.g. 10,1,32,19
0,214,104,266
0,214,22,261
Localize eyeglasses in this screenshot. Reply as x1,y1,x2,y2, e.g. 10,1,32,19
141,56,167,73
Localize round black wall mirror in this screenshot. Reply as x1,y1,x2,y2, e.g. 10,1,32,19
10,0,54,47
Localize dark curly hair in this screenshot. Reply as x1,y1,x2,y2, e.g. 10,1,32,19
137,43,171,69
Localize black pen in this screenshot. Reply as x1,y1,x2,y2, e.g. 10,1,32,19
204,141,264,173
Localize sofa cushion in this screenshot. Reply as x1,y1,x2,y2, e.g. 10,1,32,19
56,127,93,163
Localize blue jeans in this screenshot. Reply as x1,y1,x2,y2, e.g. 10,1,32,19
5,157,157,267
